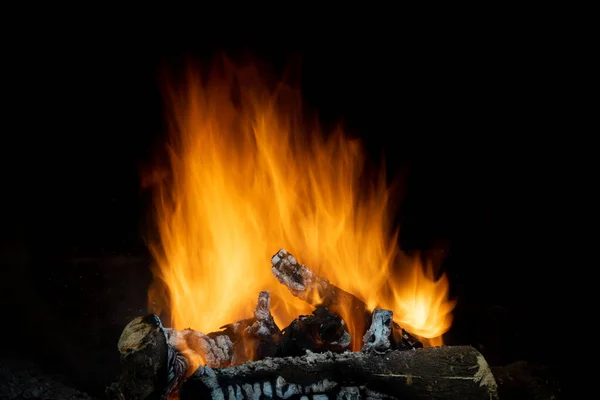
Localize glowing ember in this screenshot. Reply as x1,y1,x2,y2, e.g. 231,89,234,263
146,61,455,350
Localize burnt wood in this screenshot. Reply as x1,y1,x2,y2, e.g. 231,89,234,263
362,307,423,353
217,290,282,364
182,345,499,400
106,314,180,400
108,292,281,400
270,249,372,348
278,304,351,357
271,248,423,350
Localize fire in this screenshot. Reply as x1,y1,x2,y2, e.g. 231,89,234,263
147,61,455,351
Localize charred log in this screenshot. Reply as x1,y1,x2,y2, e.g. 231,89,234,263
392,322,424,351
108,292,281,399
362,308,423,353
361,308,393,354
167,328,233,369
271,249,423,349
278,304,351,357
271,249,370,347
106,314,181,400
217,291,282,364
107,316,499,399
181,346,499,400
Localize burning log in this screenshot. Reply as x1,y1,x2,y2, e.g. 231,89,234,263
278,304,351,357
362,308,424,353
107,314,499,399
108,292,280,399
181,346,499,399
271,249,370,346
106,314,236,399
392,322,424,350
361,308,393,354
271,249,423,349
218,290,282,364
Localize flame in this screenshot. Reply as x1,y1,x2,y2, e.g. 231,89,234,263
147,61,455,353
392,254,456,347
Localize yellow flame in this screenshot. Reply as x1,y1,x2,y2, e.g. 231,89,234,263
147,61,455,352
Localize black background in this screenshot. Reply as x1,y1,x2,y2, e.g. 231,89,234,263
1,23,564,396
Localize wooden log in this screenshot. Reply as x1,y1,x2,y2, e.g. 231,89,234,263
278,304,351,357
361,308,393,354
271,249,423,350
362,308,423,353
106,314,237,400
181,345,499,399
218,291,282,364
271,249,371,348
392,322,425,351
106,314,183,400
108,292,281,399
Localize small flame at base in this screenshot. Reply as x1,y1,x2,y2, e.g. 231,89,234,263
146,60,456,352
392,256,456,346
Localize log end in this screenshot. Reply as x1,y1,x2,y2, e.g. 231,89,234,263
108,315,172,400
117,314,162,354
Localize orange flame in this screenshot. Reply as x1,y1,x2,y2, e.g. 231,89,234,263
147,61,455,352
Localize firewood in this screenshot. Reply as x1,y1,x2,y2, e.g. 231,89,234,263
278,304,351,357
108,292,281,399
217,291,282,364
362,308,423,353
106,314,184,400
392,321,424,350
106,314,234,400
271,248,370,348
181,346,499,400
271,249,423,349
361,308,393,354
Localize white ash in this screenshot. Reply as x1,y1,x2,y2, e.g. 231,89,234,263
245,290,278,337
165,328,233,368
474,354,498,391
227,384,243,399
204,379,367,400
242,383,261,400
263,381,273,397
275,376,302,398
194,370,393,400
306,378,337,393
271,248,325,299
361,308,393,354
253,290,271,321
337,386,361,400
331,322,352,349
196,366,224,400
304,350,353,364
364,388,397,399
